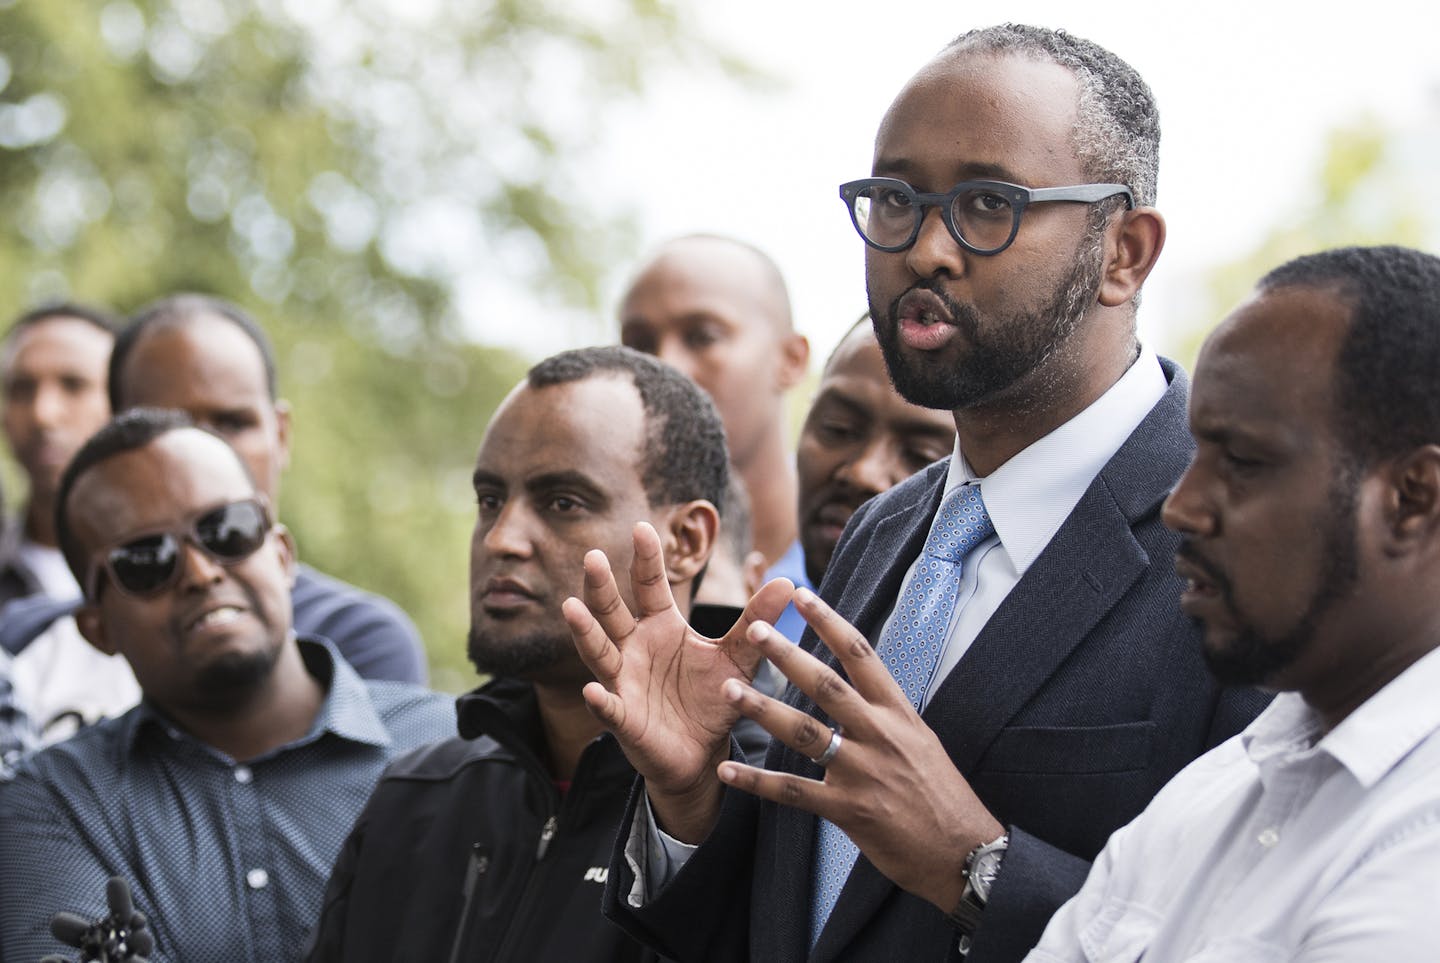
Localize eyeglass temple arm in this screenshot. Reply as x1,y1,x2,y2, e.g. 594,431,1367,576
1027,184,1135,210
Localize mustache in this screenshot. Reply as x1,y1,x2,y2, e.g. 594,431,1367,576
885,278,981,336
1174,537,1232,596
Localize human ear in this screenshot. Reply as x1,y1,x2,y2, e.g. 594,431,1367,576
776,333,811,392
659,499,721,587
76,603,116,657
272,523,299,588
1383,446,1440,551
1097,207,1166,308
273,399,293,472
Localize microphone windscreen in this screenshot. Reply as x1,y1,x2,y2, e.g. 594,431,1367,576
50,910,92,946
107,875,136,921
130,924,155,955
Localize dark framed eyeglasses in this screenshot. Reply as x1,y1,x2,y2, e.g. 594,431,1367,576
839,177,1135,256
84,497,275,600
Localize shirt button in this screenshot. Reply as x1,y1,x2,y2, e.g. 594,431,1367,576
234,766,253,784
1257,827,1280,848
246,868,269,890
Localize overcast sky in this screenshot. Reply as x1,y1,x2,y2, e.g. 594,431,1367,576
462,0,1440,365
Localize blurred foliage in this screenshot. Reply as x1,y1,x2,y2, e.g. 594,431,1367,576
1176,113,1435,368
0,0,742,691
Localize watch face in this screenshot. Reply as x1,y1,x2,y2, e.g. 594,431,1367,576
970,846,1006,903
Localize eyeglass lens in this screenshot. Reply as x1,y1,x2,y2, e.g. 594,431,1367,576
106,501,270,596
850,184,1018,253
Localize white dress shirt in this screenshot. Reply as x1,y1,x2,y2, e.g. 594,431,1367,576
630,350,1169,902
1026,644,1440,963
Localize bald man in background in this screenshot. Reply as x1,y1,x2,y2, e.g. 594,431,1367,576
619,235,810,581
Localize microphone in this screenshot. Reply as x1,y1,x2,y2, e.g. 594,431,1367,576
49,912,93,945
46,876,152,961
104,878,153,957
105,878,134,922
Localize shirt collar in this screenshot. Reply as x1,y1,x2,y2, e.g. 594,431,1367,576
1243,645,1440,789
126,635,393,756
943,347,1168,575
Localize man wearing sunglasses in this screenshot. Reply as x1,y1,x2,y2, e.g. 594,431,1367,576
0,296,429,690
108,294,427,684
570,24,1268,963
0,410,453,963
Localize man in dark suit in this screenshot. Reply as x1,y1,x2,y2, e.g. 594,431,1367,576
563,24,1268,962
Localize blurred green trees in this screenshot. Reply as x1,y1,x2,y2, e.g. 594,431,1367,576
1176,114,1436,367
0,0,730,689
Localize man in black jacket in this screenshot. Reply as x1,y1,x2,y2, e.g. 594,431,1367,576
307,346,766,961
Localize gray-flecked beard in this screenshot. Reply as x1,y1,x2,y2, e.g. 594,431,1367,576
872,222,1106,411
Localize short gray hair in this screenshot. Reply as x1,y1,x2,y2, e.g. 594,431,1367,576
945,24,1160,209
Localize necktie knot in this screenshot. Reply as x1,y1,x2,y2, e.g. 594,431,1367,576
926,485,994,564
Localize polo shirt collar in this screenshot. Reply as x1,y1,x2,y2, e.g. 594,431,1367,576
125,635,392,756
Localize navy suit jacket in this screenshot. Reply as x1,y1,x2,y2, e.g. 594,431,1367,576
603,360,1271,962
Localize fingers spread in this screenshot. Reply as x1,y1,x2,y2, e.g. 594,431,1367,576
717,761,830,819
628,521,679,619
721,677,836,761
581,680,627,729
742,618,870,727
793,587,907,706
580,547,638,641
564,595,625,684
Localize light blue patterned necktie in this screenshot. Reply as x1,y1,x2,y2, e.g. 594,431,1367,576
809,484,994,946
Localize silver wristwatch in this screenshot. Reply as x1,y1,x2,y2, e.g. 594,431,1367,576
948,832,1009,952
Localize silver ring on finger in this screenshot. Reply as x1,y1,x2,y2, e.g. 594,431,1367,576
811,728,843,768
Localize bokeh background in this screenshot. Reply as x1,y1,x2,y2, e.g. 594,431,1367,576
2,0,1437,689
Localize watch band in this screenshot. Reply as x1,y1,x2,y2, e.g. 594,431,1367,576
947,885,985,931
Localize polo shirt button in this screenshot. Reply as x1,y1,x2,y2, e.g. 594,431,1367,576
247,868,269,890
234,766,253,784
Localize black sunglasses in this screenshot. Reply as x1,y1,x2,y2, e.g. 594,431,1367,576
84,498,274,600
839,177,1134,256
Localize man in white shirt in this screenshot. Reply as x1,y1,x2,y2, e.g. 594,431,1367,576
1026,246,1440,961
563,24,1267,963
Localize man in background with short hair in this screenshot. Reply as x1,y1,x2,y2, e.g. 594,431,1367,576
619,234,810,581
1,303,117,606
0,303,137,742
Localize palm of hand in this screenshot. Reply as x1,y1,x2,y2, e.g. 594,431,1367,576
605,602,756,793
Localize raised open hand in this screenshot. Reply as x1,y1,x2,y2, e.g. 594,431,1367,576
563,521,792,842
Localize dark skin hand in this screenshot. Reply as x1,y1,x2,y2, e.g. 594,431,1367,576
718,586,1003,914
562,521,793,844
565,523,1003,912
